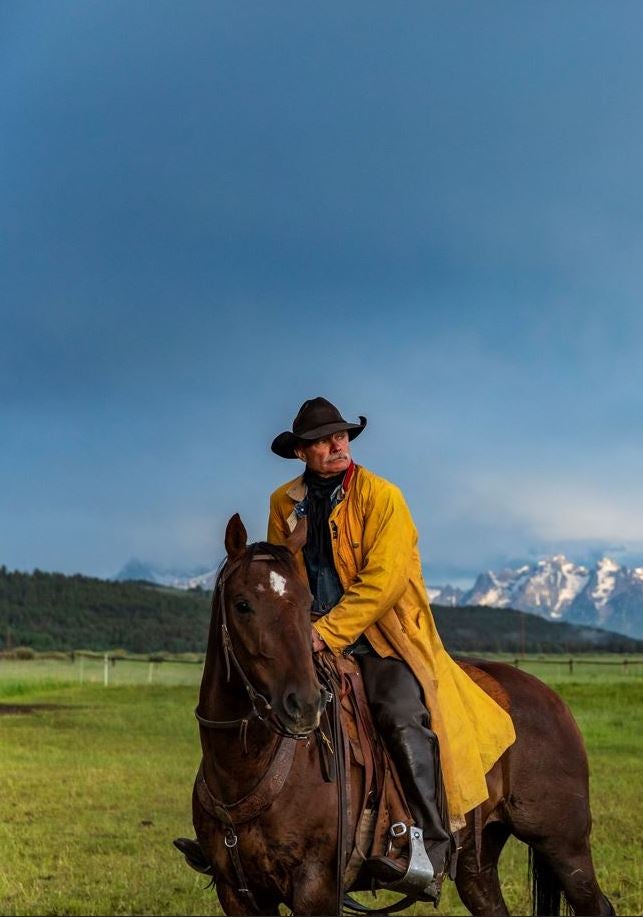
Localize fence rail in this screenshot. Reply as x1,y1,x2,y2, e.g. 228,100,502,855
79,652,204,686
511,656,642,673
1,651,642,688
0,651,204,687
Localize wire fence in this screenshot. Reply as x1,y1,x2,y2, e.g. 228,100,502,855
1,649,642,694
0,652,204,690
512,656,642,673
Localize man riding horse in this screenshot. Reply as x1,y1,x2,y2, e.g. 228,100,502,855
268,397,516,899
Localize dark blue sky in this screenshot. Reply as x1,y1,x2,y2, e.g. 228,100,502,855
2,2,642,585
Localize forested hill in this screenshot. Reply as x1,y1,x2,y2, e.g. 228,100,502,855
0,567,211,653
432,604,642,654
1,566,641,654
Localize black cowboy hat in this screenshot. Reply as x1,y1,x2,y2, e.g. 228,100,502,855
271,397,367,459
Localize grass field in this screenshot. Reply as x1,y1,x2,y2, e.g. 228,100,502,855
1,657,641,916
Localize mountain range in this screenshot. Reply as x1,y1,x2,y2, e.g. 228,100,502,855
429,555,643,639
4,565,642,655
114,558,216,591
115,553,643,639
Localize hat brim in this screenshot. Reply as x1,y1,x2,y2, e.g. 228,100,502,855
271,416,367,459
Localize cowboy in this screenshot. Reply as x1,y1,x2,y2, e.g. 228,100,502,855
268,397,516,896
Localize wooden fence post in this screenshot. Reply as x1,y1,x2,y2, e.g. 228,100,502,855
568,658,574,674
148,661,154,685
103,653,109,687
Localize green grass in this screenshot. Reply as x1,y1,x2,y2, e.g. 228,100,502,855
0,682,208,916
0,655,204,691
1,660,641,915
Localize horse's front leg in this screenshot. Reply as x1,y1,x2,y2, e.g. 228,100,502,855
216,880,279,916
291,862,338,916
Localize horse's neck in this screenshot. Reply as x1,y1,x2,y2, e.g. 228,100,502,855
198,652,280,802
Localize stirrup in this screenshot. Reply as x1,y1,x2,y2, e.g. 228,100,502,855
369,826,439,899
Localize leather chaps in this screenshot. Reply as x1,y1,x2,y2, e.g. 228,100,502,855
357,651,453,876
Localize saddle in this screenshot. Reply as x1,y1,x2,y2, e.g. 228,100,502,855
315,652,420,893
316,652,511,902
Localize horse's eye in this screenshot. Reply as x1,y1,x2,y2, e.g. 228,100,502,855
234,600,253,614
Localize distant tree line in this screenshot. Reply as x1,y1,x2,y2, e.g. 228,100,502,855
0,566,210,653
0,567,640,654
431,604,642,654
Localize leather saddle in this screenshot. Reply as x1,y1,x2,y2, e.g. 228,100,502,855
320,653,418,891
323,653,511,898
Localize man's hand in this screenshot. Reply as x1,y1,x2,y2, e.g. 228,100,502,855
311,626,327,653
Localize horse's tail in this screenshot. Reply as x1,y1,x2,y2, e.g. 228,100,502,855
528,848,570,916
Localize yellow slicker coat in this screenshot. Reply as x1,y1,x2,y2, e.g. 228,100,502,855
267,464,516,823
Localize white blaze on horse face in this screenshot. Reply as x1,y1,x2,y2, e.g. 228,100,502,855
270,570,287,597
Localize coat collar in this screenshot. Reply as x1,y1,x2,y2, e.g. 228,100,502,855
286,477,306,502
286,461,356,503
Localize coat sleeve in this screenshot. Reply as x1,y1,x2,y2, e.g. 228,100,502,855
313,482,416,654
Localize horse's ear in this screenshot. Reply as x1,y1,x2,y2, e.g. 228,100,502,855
284,515,307,555
225,513,248,559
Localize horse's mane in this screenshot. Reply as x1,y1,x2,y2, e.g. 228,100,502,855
242,541,295,571
211,541,298,613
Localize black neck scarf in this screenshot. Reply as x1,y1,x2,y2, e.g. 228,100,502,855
302,466,344,570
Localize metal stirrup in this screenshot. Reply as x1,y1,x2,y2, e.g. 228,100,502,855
386,826,435,895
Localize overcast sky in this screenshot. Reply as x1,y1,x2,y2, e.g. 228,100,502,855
2,1,643,586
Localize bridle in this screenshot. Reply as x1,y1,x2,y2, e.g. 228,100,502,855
195,552,330,742
193,548,336,915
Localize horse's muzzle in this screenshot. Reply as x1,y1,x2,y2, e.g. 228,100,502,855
279,685,328,736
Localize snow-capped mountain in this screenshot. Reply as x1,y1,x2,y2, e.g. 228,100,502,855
462,555,590,618
117,553,643,638
431,555,643,638
114,559,217,592
427,584,465,607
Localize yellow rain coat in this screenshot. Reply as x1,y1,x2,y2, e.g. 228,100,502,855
267,464,516,823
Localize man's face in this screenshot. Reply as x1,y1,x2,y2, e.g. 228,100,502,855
295,430,352,477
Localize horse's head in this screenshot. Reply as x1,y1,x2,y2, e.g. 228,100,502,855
206,513,327,737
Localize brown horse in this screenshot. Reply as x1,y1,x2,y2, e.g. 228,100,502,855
186,514,615,916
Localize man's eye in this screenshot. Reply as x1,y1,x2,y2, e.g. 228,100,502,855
234,600,253,614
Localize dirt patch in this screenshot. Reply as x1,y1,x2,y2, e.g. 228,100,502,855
0,703,76,715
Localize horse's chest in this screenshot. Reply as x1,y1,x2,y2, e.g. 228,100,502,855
207,818,311,896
